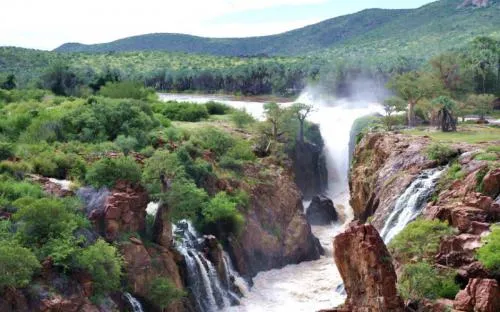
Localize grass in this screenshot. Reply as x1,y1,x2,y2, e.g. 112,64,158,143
404,125,500,144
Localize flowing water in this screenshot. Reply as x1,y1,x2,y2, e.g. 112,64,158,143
124,292,144,312
160,92,383,311
380,168,445,244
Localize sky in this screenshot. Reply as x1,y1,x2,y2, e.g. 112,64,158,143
1,0,434,50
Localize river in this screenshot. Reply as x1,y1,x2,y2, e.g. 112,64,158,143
159,93,383,312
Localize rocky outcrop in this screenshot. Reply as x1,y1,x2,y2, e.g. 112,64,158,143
459,0,490,8
120,237,187,312
454,278,500,312
332,221,404,312
306,195,338,225
30,174,74,197
349,133,438,225
89,181,149,241
227,162,323,278
153,203,173,248
289,141,328,199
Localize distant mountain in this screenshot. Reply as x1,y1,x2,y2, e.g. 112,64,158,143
54,0,500,57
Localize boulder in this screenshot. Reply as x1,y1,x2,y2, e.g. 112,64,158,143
482,168,500,198
454,278,500,312
306,195,338,225
435,234,482,267
152,202,173,248
451,207,488,233
333,221,404,312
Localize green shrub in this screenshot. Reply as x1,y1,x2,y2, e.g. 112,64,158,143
476,167,490,193
398,263,459,301
142,151,186,198
86,157,141,188
474,152,498,161
425,143,457,164
0,160,32,177
0,142,14,160
200,192,245,237
0,241,40,289
486,146,500,153
160,101,208,122
476,225,500,274
146,277,186,309
195,127,235,157
76,240,123,297
0,178,44,202
166,180,209,222
177,149,214,187
219,156,244,172
389,219,455,263
231,108,255,128
114,135,138,156
99,81,153,100
205,101,231,115
227,140,256,162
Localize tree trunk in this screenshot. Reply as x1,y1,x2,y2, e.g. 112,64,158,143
407,101,416,127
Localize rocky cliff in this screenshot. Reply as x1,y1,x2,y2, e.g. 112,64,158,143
289,141,328,199
227,161,323,278
348,131,500,311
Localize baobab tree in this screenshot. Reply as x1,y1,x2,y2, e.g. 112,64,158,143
291,102,315,144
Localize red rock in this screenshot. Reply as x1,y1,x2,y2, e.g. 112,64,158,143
454,278,500,312
457,262,490,280
464,193,493,211
436,234,481,267
482,168,500,193
332,221,404,312
451,207,488,233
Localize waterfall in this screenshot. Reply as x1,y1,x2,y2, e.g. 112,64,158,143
380,168,445,243
173,220,245,312
124,292,144,312
76,187,110,216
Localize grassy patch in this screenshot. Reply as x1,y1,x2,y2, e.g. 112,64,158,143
405,125,500,144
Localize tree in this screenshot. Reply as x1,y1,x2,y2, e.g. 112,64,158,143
114,135,138,156
231,108,255,128
382,97,406,131
85,157,142,188
146,277,186,309
1,74,16,90
76,240,123,297
0,242,40,289
291,103,314,143
429,53,473,99
387,72,442,127
263,102,292,141
465,93,496,121
469,37,500,94
431,96,457,132
41,63,81,96
201,192,245,238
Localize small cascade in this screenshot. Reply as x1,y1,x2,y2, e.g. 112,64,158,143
173,220,246,312
380,168,445,243
76,187,110,216
124,292,144,312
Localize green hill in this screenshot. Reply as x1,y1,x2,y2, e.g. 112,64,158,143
54,0,500,57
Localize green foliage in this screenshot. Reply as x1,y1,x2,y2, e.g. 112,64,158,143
146,277,186,309
425,143,457,164
0,177,44,203
142,150,186,198
382,97,406,131
476,167,490,193
476,225,500,274
474,152,498,161
201,192,245,237
159,101,208,122
41,63,81,96
231,108,255,128
86,157,141,188
166,180,209,222
398,263,459,301
465,94,496,120
195,127,235,157
0,142,14,160
76,240,123,297
389,219,455,263
0,241,40,289
99,81,154,100
205,101,231,115
114,135,138,156
486,145,500,153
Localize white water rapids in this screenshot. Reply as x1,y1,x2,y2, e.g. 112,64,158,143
159,92,383,312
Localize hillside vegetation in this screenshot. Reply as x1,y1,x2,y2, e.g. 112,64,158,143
54,0,500,58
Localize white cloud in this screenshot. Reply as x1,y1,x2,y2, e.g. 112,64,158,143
0,0,328,49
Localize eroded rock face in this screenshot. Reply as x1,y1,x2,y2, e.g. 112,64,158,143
227,162,323,277
349,133,438,225
333,221,404,312
289,141,328,199
306,195,338,225
454,278,500,312
101,181,149,241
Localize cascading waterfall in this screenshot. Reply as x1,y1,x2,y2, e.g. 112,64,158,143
380,168,445,244
160,92,383,311
124,292,144,312
173,220,244,312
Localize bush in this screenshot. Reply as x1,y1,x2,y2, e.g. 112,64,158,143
474,152,498,161
142,151,186,198
231,108,255,128
389,219,454,263
99,81,153,100
166,180,209,222
0,160,32,178
86,157,141,188
195,127,235,157
146,277,186,309
0,241,40,289
425,143,457,164
0,142,14,161
200,192,245,237
476,225,500,274
398,263,459,301
160,101,208,122
76,240,123,297
114,135,138,156
227,140,256,162
205,101,231,115
0,178,44,202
